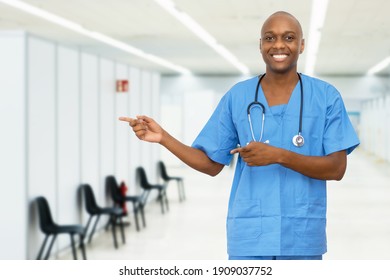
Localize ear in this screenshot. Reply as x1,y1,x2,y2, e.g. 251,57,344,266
299,38,305,54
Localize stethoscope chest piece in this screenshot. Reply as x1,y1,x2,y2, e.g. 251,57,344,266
292,133,304,147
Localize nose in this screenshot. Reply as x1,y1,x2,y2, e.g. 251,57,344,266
272,38,286,49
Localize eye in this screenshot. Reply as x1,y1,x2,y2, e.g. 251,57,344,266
264,36,275,42
285,35,295,42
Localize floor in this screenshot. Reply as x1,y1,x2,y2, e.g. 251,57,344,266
57,148,390,260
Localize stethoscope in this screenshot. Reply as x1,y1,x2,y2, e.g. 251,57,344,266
247,73,304,147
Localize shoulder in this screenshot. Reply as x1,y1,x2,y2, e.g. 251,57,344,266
230,76,258,91
301,74,348,117
226,76,258,98
300,74,339,95
213,77,258,112
300,74,342,104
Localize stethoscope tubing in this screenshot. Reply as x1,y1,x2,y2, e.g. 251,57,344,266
247,73,304,146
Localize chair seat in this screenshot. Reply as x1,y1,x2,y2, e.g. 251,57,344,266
147,184,165,191
48,224,85,235
122,195,142,203
97,207,123,216
167,176,183,181
87,204,124,215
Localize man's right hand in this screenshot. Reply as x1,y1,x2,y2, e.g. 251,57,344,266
119,115,164,143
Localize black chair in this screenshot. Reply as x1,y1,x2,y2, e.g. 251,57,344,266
106,175,146,231
157,160,185,202
35,196,86,260
81,184,125,249
136,166,169,214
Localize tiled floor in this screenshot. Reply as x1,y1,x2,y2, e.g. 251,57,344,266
57,148,390,260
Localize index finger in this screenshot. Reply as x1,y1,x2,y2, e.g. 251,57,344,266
230,147,243,154
118,116,134,123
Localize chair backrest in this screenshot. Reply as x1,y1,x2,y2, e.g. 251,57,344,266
105,175,123,203
136,167,150,190
81,184,99,214
35,196,56,234
157,161,169,181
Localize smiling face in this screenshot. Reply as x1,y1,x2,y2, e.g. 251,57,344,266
260,12,305,75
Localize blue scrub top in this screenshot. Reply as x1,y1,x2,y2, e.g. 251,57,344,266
192,74,360,256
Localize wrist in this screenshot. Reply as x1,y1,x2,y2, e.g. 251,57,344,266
159,129,169,145
276,147,288,165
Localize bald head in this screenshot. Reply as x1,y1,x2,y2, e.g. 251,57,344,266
261,11,303,38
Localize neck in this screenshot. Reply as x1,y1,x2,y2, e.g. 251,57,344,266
263,69,299,85
260,69,300,106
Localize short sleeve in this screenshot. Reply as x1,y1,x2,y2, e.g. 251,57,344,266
192,93,238,165
323,87,360,155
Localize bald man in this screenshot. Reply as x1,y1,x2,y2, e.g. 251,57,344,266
120,11,359,260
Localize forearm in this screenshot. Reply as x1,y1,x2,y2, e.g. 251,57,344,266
119,115,224,176
277,149,347,181
160,130,224,176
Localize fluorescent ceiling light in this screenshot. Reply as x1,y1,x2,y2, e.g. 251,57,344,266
367,56,390,75
154,0,250,75
304,0,329,76
0,0,191,74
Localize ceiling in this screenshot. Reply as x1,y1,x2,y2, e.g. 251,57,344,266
1,0,390,76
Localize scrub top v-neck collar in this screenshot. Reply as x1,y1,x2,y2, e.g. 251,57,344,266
269,104,287,125
257,79,301,126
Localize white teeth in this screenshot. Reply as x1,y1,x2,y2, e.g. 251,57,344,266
273,54,287,59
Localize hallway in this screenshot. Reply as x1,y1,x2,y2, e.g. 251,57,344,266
57,148,390,260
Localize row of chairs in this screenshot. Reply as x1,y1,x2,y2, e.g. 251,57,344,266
34,161,185,260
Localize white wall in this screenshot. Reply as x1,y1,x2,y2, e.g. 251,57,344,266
80,53,100,207
182,90,215,146
151,73,161,180
360,95,390,162
0,31,27,259
140,72,154,179
99,58,116,196
0,31,161,259
56,46,82,250
115,63,130,187
127,68,142,195
27,37,57,258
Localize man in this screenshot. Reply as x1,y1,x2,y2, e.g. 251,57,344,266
119,11,359,260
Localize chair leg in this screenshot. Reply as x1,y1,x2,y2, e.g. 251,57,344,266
36,235,50,260
84,216,93,238
70,234,78,260
118,216,126,244
44,234,57,260
88,215,100,244
139,204,146,228
79,234,87,260
164,189,169,211
110,215,118,249
159,191,165,214
132,202,140,231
